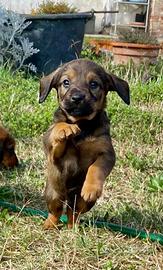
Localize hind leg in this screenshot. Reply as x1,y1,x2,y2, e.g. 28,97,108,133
43,166,66,229
44,198,64,229
67,193,95,228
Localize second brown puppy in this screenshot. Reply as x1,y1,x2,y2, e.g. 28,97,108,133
0,126,18,168
39,59,130,229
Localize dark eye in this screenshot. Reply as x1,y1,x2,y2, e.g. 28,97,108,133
89,81,99,90
63,79,70,87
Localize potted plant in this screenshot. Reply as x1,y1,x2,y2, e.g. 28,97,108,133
111,29,161,65
87,28,161,65
23,1,93,75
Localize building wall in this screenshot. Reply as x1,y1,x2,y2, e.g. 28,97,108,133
0,0,106,14
149,0,163,42
1,0,163,40
0,0,110,33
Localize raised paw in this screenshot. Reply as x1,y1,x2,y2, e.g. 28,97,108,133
81,182,103,202
52,122,80,142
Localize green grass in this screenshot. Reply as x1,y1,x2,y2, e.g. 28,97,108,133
0,68,56,138
0,63,163,269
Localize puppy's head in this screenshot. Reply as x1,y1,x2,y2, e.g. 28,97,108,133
39,59,130,122
0,127,18,168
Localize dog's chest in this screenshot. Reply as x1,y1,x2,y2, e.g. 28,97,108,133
62,135,99,183
64,136,99,190
62,113,110,175
71,135,102,171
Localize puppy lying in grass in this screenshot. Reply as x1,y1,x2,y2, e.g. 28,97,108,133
39,59,130,229
0,126,18,168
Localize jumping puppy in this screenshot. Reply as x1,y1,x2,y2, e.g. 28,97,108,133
0,126,18,168
39,59,130,229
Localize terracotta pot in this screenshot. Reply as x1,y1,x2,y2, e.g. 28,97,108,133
88,39,160,65
111,42,160,65
89,39,113,54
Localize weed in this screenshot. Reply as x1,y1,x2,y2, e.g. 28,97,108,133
148,174,163,192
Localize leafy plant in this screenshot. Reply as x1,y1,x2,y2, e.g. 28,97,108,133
0,6,39,72
31,0,77,15
148,174,163,192
81,44,101,61
118,28,158,45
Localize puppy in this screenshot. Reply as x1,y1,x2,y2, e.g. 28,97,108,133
39,59,130,229
0,126,18,168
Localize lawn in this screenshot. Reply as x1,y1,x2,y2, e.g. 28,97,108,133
0,60,163,270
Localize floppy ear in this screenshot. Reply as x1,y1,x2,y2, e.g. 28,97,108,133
106,73,130,105
39,67,63,103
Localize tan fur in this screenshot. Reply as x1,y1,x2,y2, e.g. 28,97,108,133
39,59,130,229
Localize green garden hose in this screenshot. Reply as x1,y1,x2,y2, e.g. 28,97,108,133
0,200,163,245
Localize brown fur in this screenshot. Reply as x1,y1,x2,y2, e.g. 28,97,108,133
39,59,130,229
0,126,18,168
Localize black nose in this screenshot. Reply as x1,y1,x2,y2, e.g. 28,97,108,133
71,93,85,104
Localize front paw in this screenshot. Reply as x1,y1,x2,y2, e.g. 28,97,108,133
81,182,103,202
53,123,80,142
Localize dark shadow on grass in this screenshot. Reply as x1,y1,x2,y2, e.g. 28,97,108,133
0,183,46,210
1,165,162,234
102,204,163,233
0,162,47,212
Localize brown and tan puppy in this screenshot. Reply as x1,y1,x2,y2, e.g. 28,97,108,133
39,59,130,229
0,126,18,168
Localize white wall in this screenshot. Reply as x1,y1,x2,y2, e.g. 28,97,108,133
0,0,114,33
69,0,110,32
0,0,143,33
0,0,38,14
